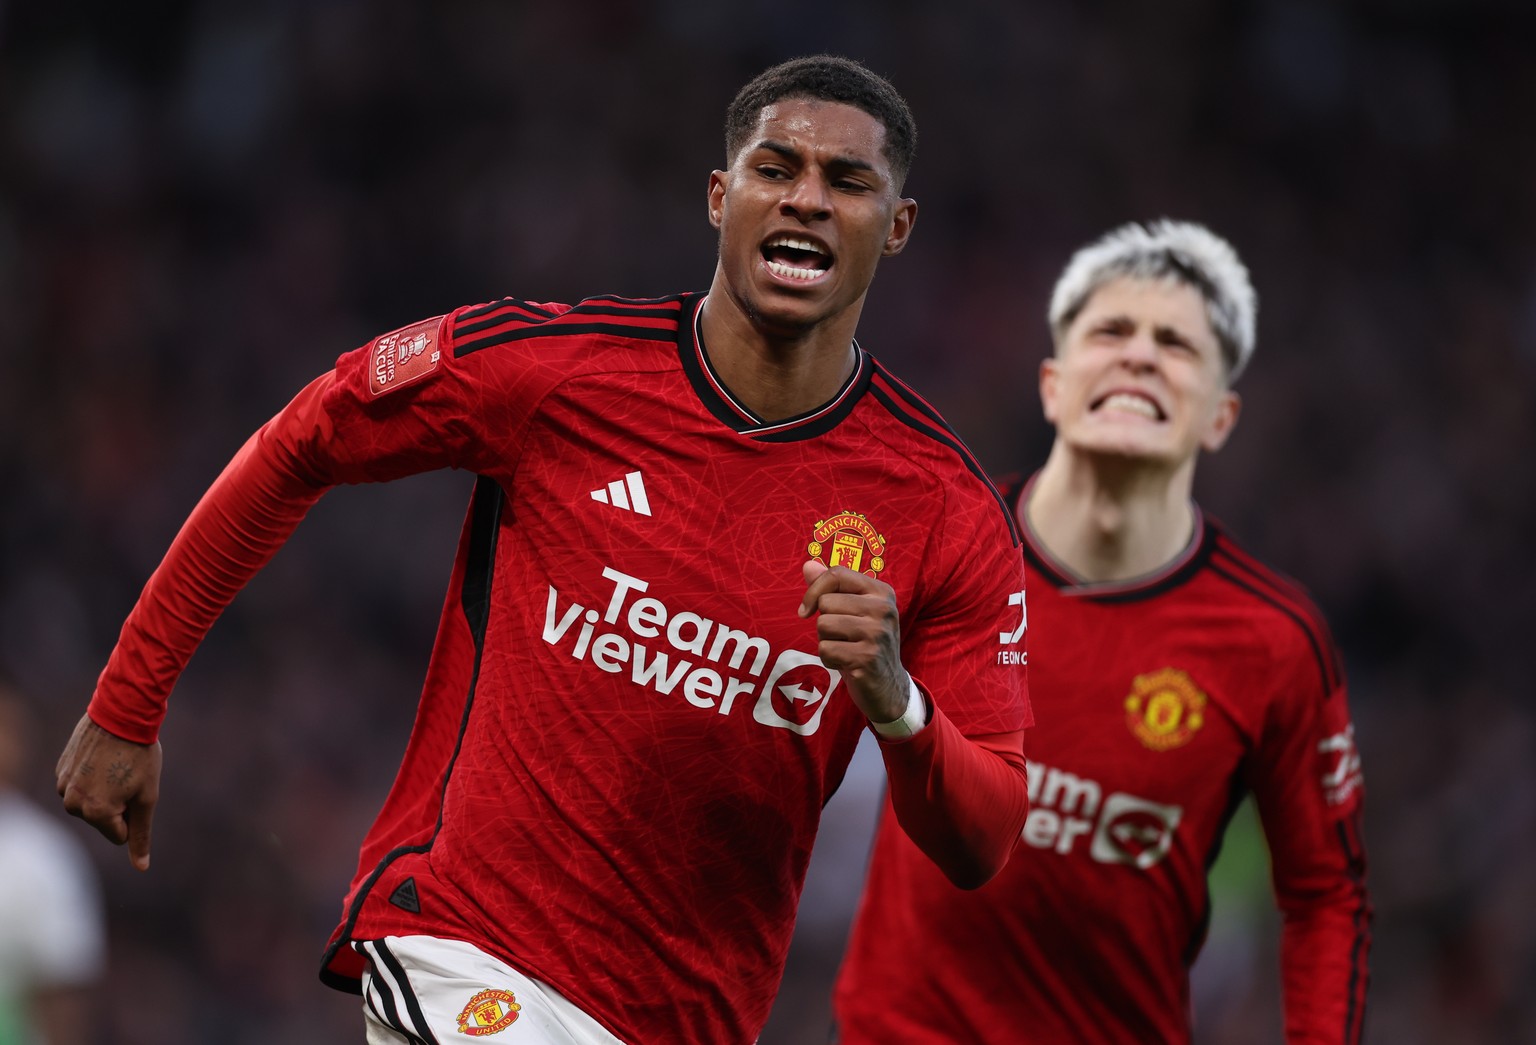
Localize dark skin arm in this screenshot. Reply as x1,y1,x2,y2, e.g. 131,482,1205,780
56,714,161,871
800,559,1029,888
798,560,909,725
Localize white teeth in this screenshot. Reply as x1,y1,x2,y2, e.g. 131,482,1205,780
1100,393,1160,419
764,234,826,254
767,260,824,281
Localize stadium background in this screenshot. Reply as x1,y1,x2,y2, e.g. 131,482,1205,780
1,1,1531,1041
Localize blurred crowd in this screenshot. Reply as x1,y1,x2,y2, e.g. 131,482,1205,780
1,1,1532,1042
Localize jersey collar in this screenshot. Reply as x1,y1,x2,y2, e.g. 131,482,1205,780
1007,471,1214,601
677,294,871,442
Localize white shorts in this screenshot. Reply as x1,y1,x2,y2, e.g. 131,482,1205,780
355,936,628,1045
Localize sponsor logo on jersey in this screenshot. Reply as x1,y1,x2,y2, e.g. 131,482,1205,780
997,589,1027,666
455,988,520,1035
542,567,842,735
369,316,443,397
1023,760,1183,870
1318,723,1364,807
590,470,652,515
1124,668,1207,751
807,511,886,578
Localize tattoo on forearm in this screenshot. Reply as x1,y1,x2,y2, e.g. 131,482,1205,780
106,760,134,788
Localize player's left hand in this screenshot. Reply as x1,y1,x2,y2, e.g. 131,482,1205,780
799,560,909,724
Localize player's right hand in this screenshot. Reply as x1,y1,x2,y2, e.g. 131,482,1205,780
56,714,162,872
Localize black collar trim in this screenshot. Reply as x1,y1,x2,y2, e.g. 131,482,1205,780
677,295,871,442
1004,472,1214,602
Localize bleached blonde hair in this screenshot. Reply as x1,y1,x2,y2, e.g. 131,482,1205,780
1048,220,1258,382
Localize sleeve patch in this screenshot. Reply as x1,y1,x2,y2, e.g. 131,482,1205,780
369,316,445,397
1318,722,1364,809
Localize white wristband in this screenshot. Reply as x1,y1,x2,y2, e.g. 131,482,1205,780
870,678,929,738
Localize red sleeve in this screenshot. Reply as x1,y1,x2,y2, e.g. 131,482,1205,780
1249,667,1371,1044
88,374,345,743
87,304,515,743
875,694,1028,889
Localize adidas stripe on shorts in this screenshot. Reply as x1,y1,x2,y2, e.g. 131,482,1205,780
355,936,627,1045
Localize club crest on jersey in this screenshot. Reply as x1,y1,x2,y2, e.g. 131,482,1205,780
455,988,521,1036
807,512,886,577
1124,668,1207,751
369,315,443,397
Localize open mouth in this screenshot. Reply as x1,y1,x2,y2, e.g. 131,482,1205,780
761,234,832,282
1092,392,1165,421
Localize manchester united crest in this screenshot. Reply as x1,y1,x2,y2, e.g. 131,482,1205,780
808,512,887,577
455,988,521,1036
1124,668,1207,751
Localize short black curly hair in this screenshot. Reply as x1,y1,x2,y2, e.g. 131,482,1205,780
724,55,917,188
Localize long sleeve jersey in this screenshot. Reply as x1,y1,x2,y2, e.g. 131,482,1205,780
835,472,1369,1045
87,293,1033,1044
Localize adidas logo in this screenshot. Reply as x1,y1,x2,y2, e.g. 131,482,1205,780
590,470,651,516
389,877,421,914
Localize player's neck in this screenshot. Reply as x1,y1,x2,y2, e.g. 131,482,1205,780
1024,447,1197,584
696,292,863,422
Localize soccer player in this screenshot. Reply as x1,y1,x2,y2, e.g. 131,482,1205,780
53,56,1033,1044
834,221,1370,1044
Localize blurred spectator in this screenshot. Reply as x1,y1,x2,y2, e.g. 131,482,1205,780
0,687,105,1045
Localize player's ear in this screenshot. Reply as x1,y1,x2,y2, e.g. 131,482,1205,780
1039,356,1061,424
1200,389,1241,452
707,171,727,230
881,198,918,256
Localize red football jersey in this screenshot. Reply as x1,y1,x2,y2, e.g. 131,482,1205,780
88,294,1031,1044
834,474,1369,1045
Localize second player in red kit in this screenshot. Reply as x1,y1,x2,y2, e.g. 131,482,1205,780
835,221,1369,1044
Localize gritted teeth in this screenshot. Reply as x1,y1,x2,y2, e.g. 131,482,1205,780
766,259,826,281
762,233,832,279
1095,392,1164,420
764,234,828,255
